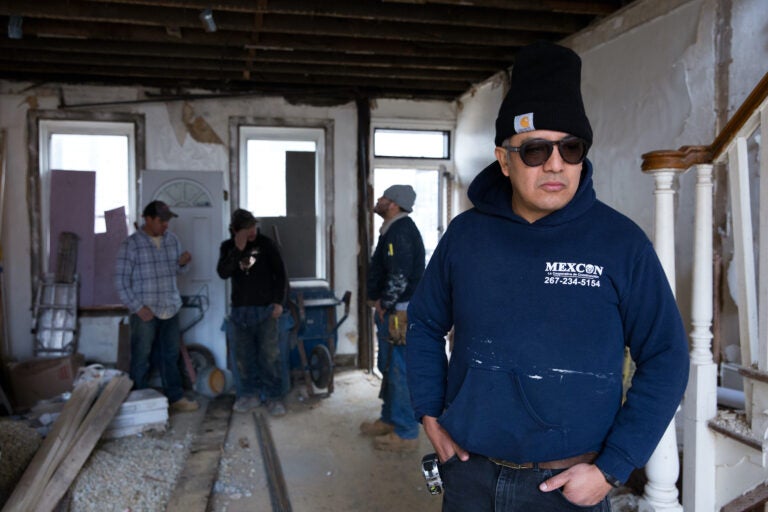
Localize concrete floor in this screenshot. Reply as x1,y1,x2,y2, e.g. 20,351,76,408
210,369,441,512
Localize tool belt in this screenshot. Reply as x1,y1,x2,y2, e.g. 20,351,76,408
489,451,597,470
387,310,408,345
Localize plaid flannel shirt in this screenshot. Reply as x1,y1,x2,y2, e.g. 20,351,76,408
114,227,189,318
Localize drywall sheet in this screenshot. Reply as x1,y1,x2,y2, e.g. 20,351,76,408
92,207,128,305
49,170,96,306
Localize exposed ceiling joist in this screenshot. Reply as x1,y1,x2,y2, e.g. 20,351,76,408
0,0,637,103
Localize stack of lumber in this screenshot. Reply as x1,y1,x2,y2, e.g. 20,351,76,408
1,374,132,512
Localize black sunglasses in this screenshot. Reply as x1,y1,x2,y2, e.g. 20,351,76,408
503,136,589,167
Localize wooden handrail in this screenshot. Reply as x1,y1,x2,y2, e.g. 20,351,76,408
642,71,768,171
641,145,711,172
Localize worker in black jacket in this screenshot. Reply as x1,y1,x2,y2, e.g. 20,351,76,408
361,184,425,452
217,208,288,416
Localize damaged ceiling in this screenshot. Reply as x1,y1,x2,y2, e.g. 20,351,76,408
0,1,637,104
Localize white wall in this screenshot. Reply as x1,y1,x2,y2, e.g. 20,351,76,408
454,73,507,214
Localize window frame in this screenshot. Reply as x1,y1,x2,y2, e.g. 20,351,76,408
372,126,451,160
370,118,455,246
229,117,334,283
27,110,145,284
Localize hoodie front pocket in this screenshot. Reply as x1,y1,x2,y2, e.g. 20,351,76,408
439,366,566,461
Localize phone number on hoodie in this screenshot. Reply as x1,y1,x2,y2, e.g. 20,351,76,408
544,276,601,287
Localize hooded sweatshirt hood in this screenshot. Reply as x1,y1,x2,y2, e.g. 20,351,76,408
467,159,597,226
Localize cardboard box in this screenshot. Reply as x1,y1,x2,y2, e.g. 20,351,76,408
8,353,85,409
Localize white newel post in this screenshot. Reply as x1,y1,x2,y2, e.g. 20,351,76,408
682,163,717,512
639,169,684,512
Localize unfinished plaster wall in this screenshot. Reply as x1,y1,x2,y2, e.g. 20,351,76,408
0,90,36,362
574,0,715,333
453,74,507,215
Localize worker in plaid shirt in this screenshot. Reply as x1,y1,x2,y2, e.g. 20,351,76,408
114,200,199,413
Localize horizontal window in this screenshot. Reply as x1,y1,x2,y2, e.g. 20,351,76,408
373,128,450,159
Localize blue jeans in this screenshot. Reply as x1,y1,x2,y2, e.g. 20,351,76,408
129,313,184,403
228,305,283,401
439,455,612,512
376,312,419,439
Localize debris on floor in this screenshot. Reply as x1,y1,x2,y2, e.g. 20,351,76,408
0,370,647,511
0,419,42,505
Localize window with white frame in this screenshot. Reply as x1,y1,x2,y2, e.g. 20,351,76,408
371,123,453,264
237,125,328,280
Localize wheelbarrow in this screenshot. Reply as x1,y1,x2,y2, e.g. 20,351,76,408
287,282,351,398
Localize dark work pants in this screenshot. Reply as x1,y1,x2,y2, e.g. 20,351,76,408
440,454,612,512
129,313,184,403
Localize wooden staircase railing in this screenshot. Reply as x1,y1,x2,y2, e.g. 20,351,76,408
640,71,768,512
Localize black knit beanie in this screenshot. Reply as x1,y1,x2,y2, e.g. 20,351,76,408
230,208,257,231
494,42,593,147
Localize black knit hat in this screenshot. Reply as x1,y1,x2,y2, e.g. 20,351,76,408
495,42,593,147
230,208,258,231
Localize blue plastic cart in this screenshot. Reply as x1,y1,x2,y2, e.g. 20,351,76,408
286,281,351,397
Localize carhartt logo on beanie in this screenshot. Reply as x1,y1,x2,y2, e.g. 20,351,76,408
494,42,593,148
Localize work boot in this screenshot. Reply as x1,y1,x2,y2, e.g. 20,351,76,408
360,418,395,436
233,396,262,413
267,400,287,417
170,397,199,413
373,432,418,453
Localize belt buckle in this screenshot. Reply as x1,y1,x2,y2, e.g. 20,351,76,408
490,457,531,470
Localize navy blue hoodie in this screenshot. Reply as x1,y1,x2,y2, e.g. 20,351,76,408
406,159,689,483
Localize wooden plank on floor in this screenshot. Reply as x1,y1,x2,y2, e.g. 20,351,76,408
165,394,234,512
36,375,133,511
2,379,100,512
254,410,292,512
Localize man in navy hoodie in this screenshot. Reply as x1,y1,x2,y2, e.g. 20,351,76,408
362,184,425,452
406,42,689,511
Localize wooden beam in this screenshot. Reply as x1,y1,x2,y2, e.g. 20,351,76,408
2,379,100,512
15,19,519,60
1,50,490,83
165,395,232,511
77,0,619,16
0,38,505,72
2,0,591,33
35,375,133,511
15,15,551,48
0,70,467,103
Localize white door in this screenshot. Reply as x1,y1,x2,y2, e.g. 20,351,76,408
140,171,227,368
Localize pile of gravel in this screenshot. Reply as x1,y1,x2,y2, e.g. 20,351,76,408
0,400,199,512
69,430,194,511
0,419,43,506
